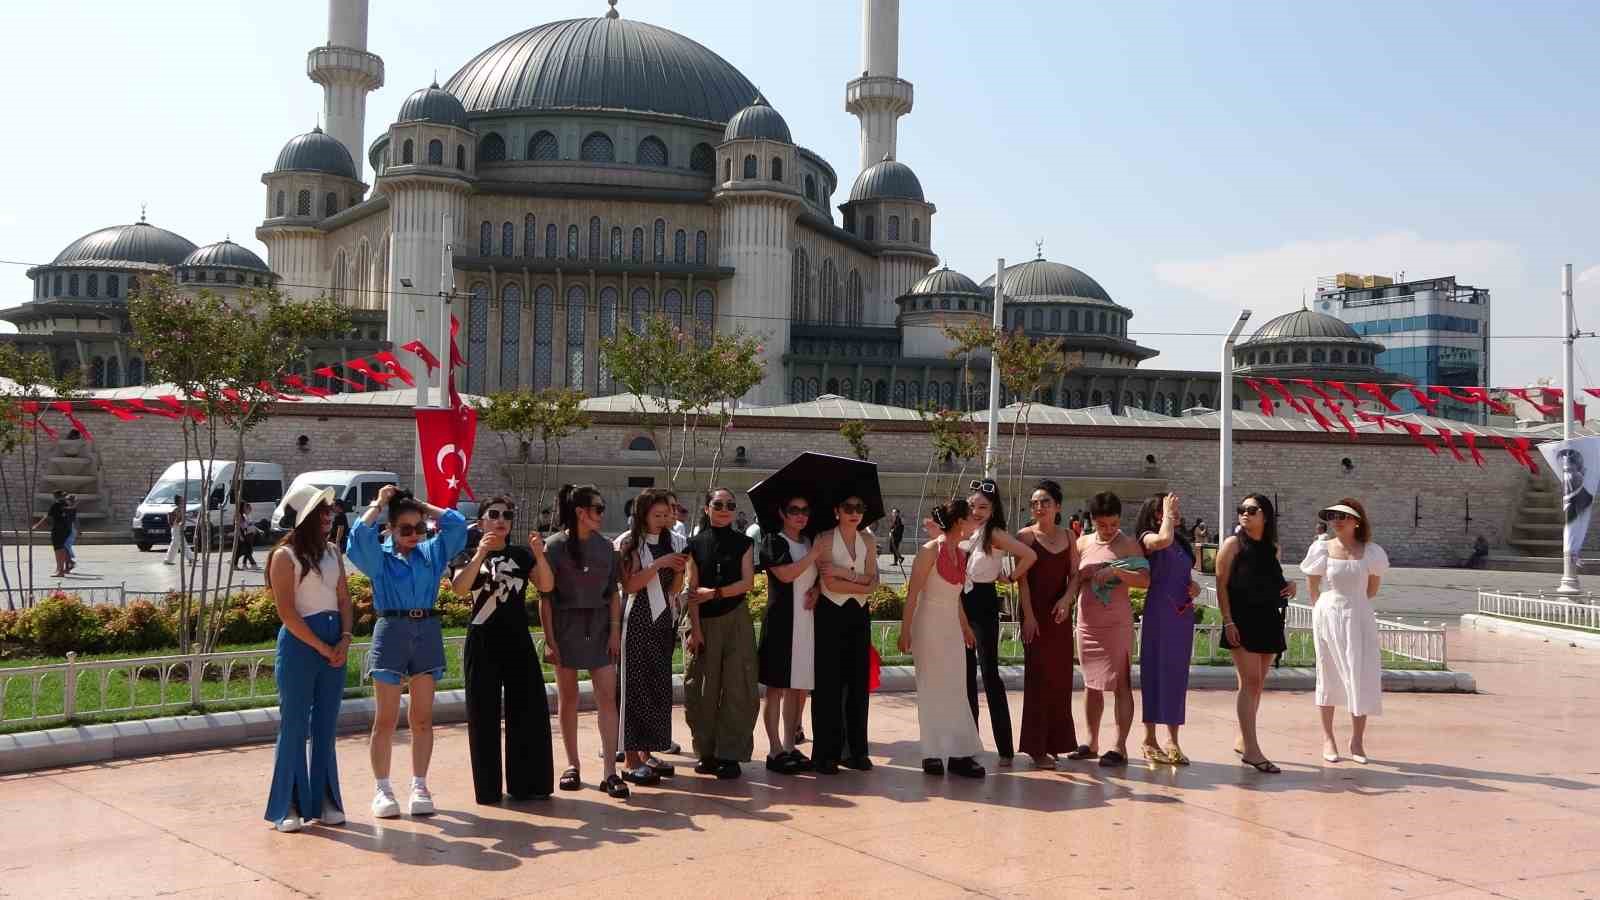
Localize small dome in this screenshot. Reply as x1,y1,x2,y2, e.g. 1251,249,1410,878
180,240,271,273
1241,308,1365,344
273,127,357,178
908,267,983,296
849,157,924,202
397,84,470,129
50,220,198,269
723,96,791,142
981,258,1113,304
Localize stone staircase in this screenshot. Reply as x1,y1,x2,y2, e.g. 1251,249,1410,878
1488,468,1599,574
30,436,110,532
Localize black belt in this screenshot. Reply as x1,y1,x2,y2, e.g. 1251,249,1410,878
380,608,439,619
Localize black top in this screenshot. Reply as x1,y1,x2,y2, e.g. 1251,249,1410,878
451,545,535,629
329,512,350,548
1226,534,1288,610
47,501,75,541
889,517,905,542
689,525,752,618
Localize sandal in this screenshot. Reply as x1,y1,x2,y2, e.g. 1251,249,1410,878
1065,745,1096,761
1242,757,1281,774
622,765,661,786
559,767,581,791
1141,743,1170,765
644,756,676,777
602,774,631,799
1165,745,1190,766
1098,750,1128,767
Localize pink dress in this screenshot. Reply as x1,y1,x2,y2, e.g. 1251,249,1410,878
1076,536,1134,691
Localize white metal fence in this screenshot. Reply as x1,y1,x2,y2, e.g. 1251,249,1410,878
1477,591,1600,631
0,583,129,609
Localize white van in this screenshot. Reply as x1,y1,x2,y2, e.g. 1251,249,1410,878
131,460,286,551
271,470,399,533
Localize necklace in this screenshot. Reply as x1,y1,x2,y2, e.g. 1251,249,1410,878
1093,531,1115,545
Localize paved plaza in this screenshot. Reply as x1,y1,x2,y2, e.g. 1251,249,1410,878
2,627,1595,898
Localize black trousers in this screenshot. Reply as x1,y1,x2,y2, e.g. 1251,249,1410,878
463,624,553,803
963,583,1014,758
233,532,255,565
812,598,871,765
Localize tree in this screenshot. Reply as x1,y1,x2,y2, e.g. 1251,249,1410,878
476,387,591,520
912,405,982,546
992,330,1073,528
839,420,871,461
943,319,995,414
0,346,80,605
129,277,350,652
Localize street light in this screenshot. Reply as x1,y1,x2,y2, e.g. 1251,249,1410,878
1219,309,1252,540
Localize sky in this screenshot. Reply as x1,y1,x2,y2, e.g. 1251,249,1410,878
1,0,1597,389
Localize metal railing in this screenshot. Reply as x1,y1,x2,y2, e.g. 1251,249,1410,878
1477,591,1600,631
1197,591,1447,668
0,583,128,610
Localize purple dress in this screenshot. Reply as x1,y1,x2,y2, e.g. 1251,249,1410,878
1139,537,1195,725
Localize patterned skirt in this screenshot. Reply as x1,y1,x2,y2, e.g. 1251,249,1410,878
620,593,676,752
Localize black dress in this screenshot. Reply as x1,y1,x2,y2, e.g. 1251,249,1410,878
620,533,678,752
47,501,74,551
452,545,554,803
1220,534,1289,655
757,534,815,688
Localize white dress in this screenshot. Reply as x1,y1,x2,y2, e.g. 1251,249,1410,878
912,546,985,760
1300,540,1389,717
783,534,817,690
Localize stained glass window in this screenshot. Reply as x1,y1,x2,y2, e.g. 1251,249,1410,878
528,131,558,160
637,136,668,166
695,231,707,266
467,283,489,394
580,132,614,162
533,285,554,388
598,287,618,393
630,287,651,332
566,285,586,387
500,283,521,389
663,289,683,328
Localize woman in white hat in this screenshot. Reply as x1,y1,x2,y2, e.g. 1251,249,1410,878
263,483,351,832
1300,498,1389,764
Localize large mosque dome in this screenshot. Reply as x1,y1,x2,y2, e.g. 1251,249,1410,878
981,258,1115,305
50,220,197,270
443,16,761,125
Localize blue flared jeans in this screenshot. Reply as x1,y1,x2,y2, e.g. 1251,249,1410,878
264,611,346,822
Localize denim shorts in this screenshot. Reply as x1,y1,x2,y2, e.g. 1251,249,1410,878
369,614,447,685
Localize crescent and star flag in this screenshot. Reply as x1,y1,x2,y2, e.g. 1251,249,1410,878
415,402,477,508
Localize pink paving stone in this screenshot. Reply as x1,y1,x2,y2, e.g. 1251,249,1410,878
1,626,1596,899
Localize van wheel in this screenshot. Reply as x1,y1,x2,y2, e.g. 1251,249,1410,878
137,543,153,552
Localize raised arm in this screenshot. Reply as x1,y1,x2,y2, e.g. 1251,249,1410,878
1142,493,1180,553
991,528,1038,582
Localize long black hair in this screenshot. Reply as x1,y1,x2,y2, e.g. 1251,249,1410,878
1033,479,1063,526
931,497,972,534
620,487,673,567
698,486,734,532
557,483,603,567
968,478,1005,552
1239,492,1279,550
1135,492,1194,560
386,489,425,524
267,495,332,589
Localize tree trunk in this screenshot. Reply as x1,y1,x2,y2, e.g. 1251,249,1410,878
913,448,936,548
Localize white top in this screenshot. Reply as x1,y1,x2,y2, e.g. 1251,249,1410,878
961,531,1003,589
1299,539,1390,599
822,529,871,606
284,543,342,617
783,534,818,599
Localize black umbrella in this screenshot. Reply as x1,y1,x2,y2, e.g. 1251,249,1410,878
747,452,884,537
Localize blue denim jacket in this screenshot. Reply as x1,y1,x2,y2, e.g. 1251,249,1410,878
347,508,468,612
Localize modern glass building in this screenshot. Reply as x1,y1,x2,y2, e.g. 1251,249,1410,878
1315,274,1491,423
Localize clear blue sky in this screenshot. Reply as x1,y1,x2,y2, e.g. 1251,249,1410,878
2,0,1597,389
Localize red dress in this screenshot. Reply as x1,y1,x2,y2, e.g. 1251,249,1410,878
1019,533,1079,756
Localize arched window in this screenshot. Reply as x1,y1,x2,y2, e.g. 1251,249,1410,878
791,378,805,402
723,158,731,182
478,132,506,162
887,216,900,241
637,135,668,166
893,381,906,406
1091,390,1103,406
466,283,489,393
804,174,817,201
566,285,587,387
1185,393,1197,409
533,285,555,388
402,139,414,164
598,287,618,393
456,145,466,169
52,274,62,295
743,154,757,178
690,142,714,173
274,191,285,217
580,132,614,162
652,219,666,263
630,287,651,332
865,216,877,241
296,190,312,216
806,378,820,401
545,223,558,258
524,214,536,257
106,275,119,297
610,227,623,262
86,273,99,298
566,225,579,259
1292,348,1307,363
819,259,839,322
501,222,514,257
846,269,863,324
1275,350,1288,364
528,130,559,161
663,289,684,327
88,357,104,388
694,289,714,347
1311,348,1326,363
127,357,143,385
912,218,921,242
1031,309,1044,329
1331,349,1344,364
770,156,783,181
1068,308,1079,331
630,228,644,263
875,379,889,404
628,435,656,452
673,230,686,264
695,230,707,265
589,217,602,259
68,273,79,296
501,283,522,389
479,221,493,256
791,247,811,322
1166,392,1179,413
944,382,957,407
426,139,443,165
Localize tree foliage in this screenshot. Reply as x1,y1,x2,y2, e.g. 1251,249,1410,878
839,420,871,461
476,387,591,520
0,346,81,604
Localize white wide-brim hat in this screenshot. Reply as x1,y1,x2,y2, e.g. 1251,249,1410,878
280,484,336,529
1318,503,1362,521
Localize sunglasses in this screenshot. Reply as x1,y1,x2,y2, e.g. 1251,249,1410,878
484,509,515,521
586,503,606,515
708,500,736,512
393,523,425,537
784,505,811,516
1236,505,1263,517
1325,511,1355,522
970,480,997,494
839,502,867,514
1028,498,1054,507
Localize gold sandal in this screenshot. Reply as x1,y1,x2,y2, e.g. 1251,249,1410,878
1141,743,1171,765
1165,745,1190,766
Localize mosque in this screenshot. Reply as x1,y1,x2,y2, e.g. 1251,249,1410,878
2,0,1403,413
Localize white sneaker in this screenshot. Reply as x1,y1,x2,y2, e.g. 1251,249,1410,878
317,807,345,826
409,785,435,816
274,815,303,833
371,789,400,819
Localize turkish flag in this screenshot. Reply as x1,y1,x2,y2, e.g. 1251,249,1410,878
415,403,478,508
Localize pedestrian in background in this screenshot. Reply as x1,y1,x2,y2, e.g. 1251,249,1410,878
234,502,259,570
889,509,906,567
64,494,79,572
164,494,191,566
36,490,75,578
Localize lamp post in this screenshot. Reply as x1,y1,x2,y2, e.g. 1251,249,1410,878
1556,264,1582,596
984,257,1005,479
1219,309,1253,541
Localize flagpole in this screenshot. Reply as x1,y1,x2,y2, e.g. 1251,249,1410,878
1556,263,1581,596
439,213,456,412
1219,309,1252,544
984,257,1004,479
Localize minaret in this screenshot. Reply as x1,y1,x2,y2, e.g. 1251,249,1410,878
845,0,913,170
307,0,384,184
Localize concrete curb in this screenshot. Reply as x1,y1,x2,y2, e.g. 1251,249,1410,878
0,663,1472,775
1461,613,1600,650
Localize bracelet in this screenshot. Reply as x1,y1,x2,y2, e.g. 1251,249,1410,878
340,631,353,639
1223,620,1235,627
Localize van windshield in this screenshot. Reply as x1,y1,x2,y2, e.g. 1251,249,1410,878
145,480,203,505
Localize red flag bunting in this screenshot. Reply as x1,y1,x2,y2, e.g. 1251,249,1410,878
126,398,182,420
1397,420,1441,454
1506,388,1559,416
372,352,415,388
1461,431,1486,467
48,401,92,441
1435,427,1466,463
1405,386,1440,414
313,366,366,392
1324,380,1363,407
1324,399,1357,438
91,399,141,421
345,358,395,386
1263,377,1307,413
1586,388,1600,401
1462,387,1513,415
1355,410,1389,431
1292,378,1335,403
1242,378,1275,416
1357,383,1403,412
156,395,185,413
282,374,332,398
401,340,440,373
256,380,302,401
